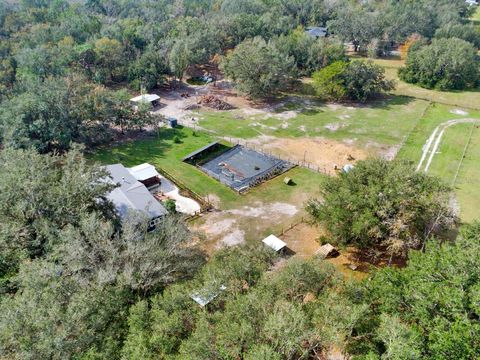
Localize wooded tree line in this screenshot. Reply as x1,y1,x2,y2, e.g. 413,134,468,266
1,144,478,359
0,0,478,153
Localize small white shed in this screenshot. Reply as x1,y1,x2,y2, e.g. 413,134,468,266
130,94,160,109
262,234,287,252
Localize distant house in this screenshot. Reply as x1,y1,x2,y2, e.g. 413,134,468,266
262,234,287,253
305,26,328,39
105,164,167,229
129,94,160,110
128,163,161,191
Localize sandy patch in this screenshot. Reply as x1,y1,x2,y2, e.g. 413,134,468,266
227,202,298,218
219,229,245,247
450,109,469,116
260,137,368,172
275,110,298,120
206,218,237,236
158,176,201,215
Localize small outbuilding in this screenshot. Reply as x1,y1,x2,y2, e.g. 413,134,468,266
167,117,178,128
316,243,339,258
130,94,160,109
128,163,161,190
262,234,287,253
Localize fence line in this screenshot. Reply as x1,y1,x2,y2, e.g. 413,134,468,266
451,122,475,187
157,167,213,212
276,216,307,238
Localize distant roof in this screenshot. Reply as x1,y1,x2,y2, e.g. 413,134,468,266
129,163,160,181
105,164,167,219
130,94,160,103
182,141,220,161
262,234,287,252
190,284,226,307
306,26,328,38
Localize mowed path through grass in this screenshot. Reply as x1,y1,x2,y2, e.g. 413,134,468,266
397,103,480,221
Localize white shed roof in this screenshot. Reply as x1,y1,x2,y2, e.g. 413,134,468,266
262,234,287,252
130,94,160,103
128,163,160,181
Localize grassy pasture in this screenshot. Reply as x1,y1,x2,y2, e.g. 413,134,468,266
196,96,430,150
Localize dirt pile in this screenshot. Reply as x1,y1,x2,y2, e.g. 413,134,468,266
198,95,235,110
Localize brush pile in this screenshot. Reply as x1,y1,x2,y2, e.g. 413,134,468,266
197,95,235,110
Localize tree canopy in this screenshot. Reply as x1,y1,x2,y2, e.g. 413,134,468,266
306,158,455,257
312,60,394,102
399,38,480,90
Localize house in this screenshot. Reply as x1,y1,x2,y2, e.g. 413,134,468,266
262,234,287,253
105,164,167,228
129,93,160,109
305,26,328,39
128,163,161,191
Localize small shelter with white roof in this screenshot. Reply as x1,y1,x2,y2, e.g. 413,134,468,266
128,163,161,190
262,234,287,253
129,93,160,109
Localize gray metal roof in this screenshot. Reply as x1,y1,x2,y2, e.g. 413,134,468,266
182,141,220,161
306,27,328,38
105,164,167,219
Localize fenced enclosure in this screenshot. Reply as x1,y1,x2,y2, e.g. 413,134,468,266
199,145,294,193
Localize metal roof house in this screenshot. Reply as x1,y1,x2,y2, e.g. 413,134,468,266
306,26,328,38
105,164,167,228
262,234,287,252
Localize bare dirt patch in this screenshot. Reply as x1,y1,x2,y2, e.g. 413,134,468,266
280,222,321,257
261,137,368,171
279,222,370,280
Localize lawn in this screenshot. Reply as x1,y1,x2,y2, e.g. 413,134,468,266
371,58,480,110
91,126,326,211
195,95,430,149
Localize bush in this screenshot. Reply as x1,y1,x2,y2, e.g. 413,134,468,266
312,60,394,102
173,135,181,144
164,199,177,213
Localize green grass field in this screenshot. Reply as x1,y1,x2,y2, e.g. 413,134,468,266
91,126,326,211
196,96,430,149
397,103,480,221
